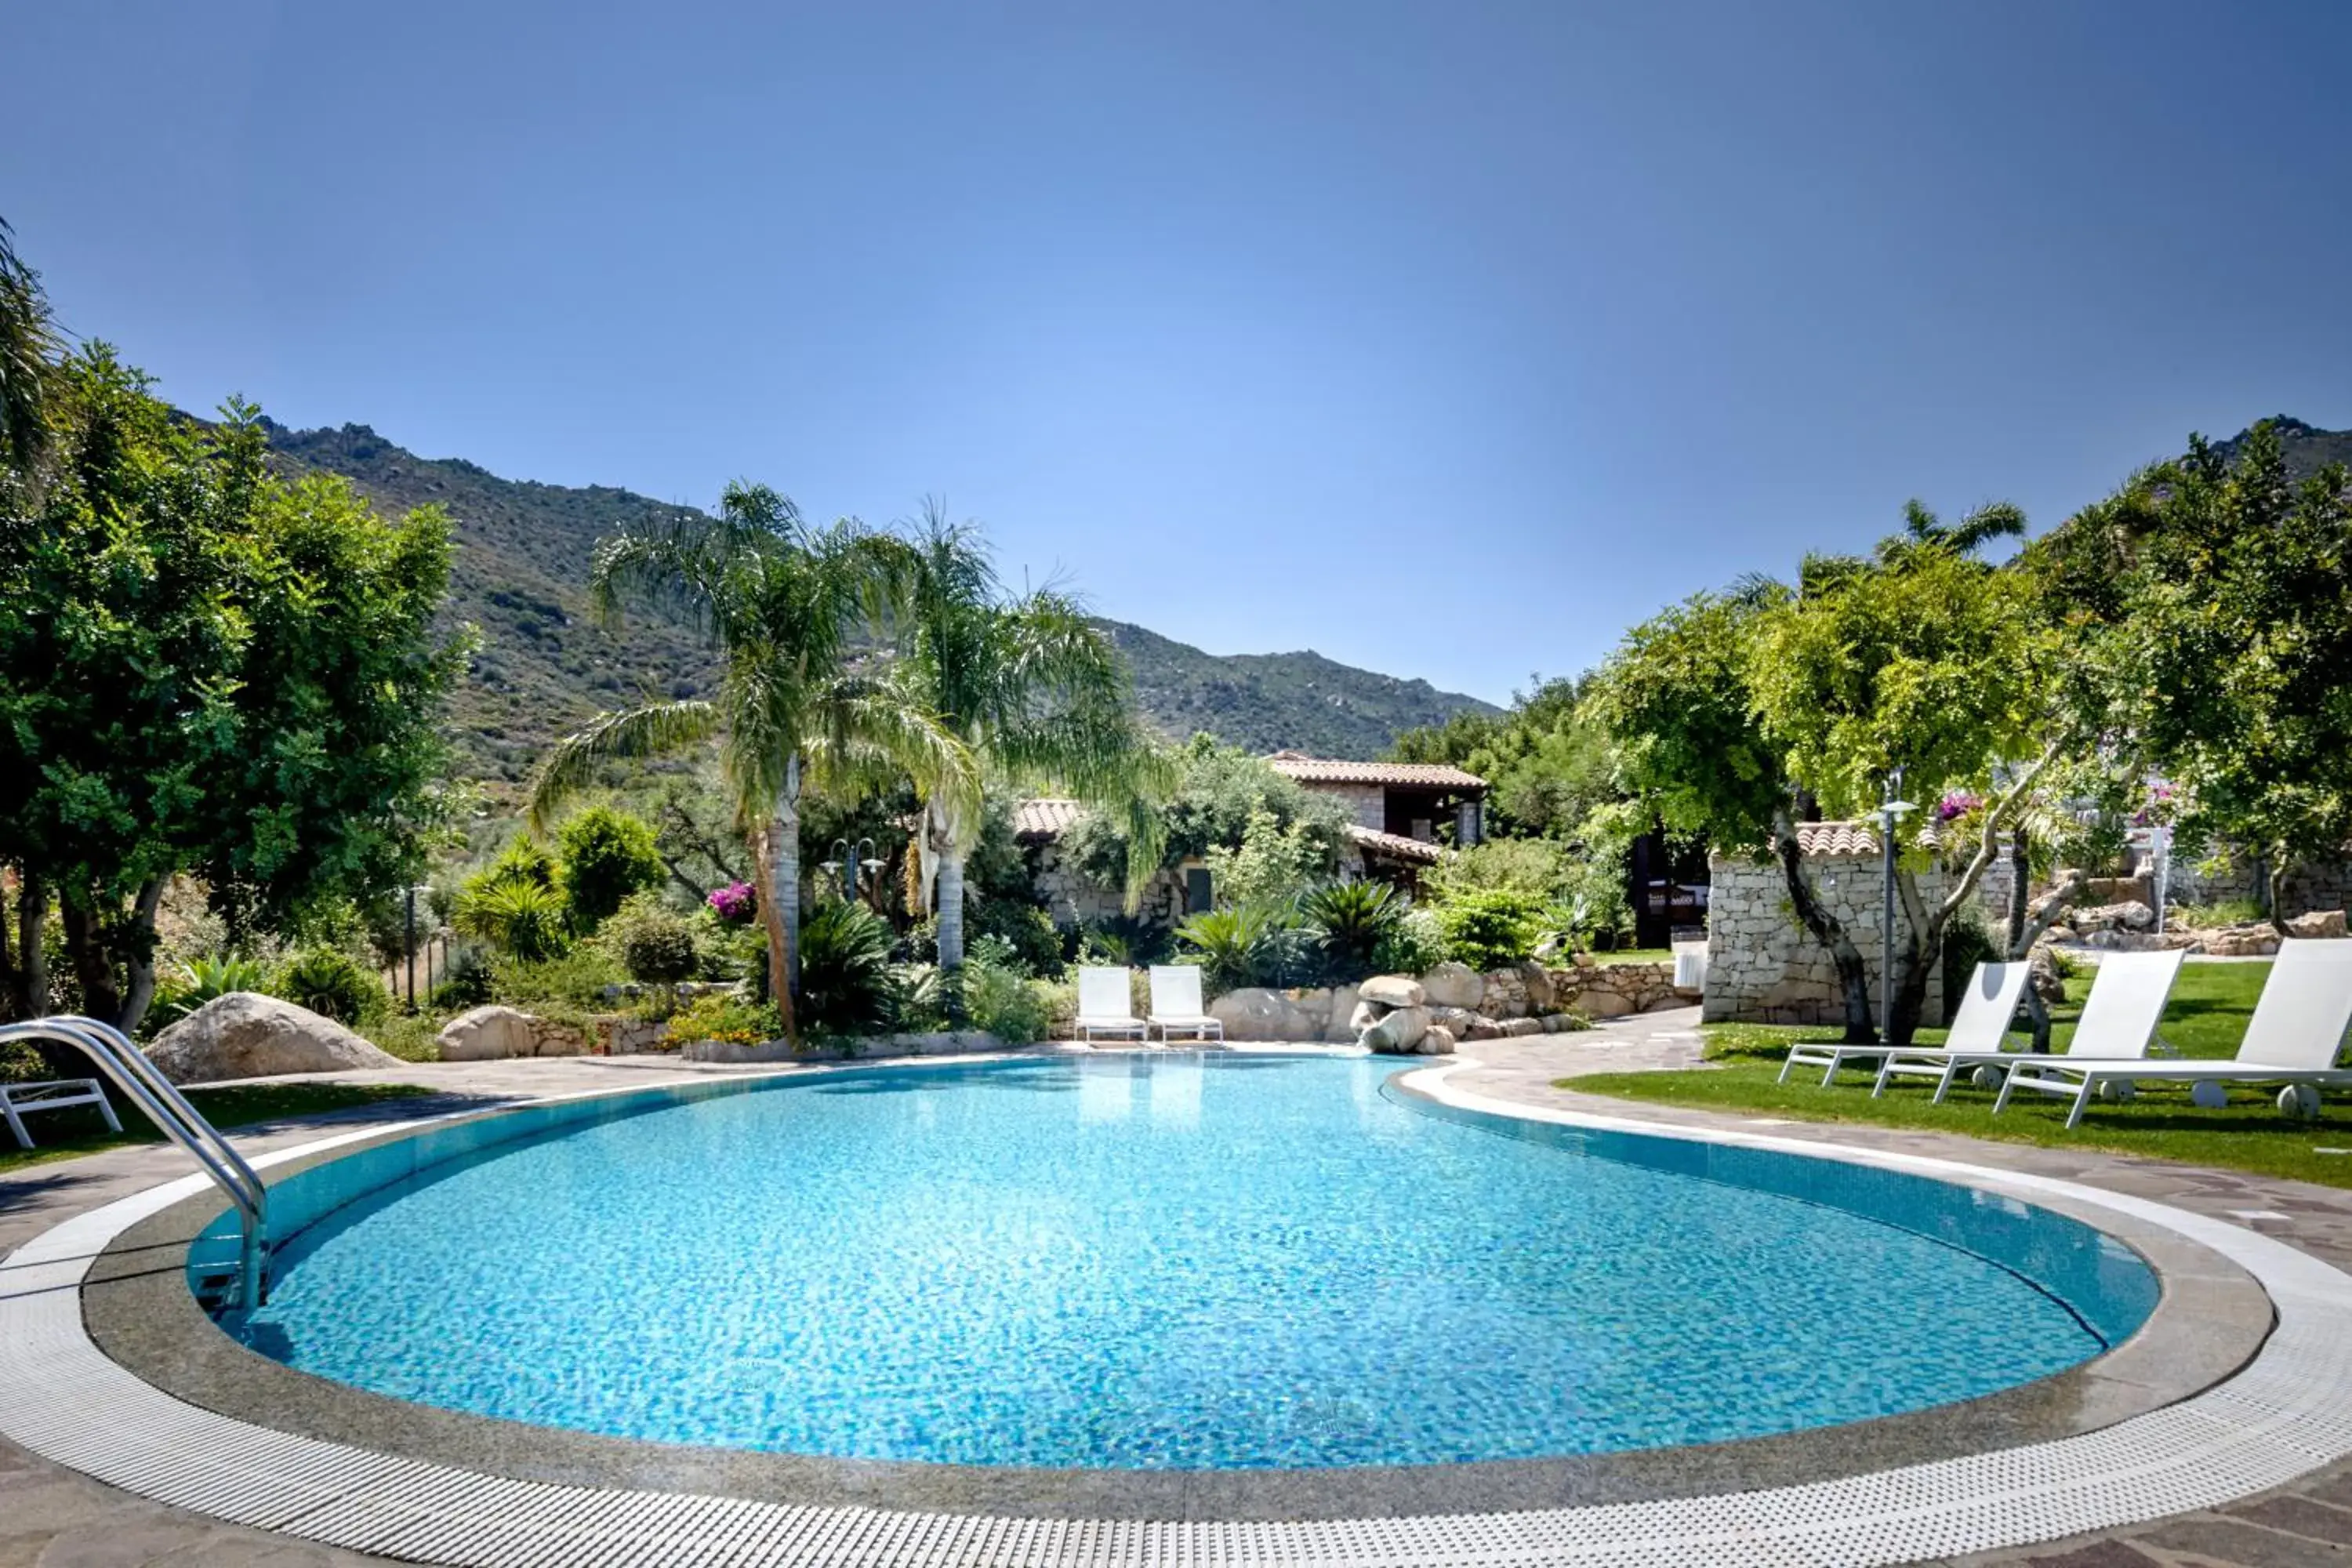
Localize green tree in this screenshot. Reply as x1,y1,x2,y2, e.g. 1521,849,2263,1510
1746,512,2059,1043
1062,735,1349,898
0,349,464,1032
526,484,976,1039
1587,587,1896,1034
554,804,664,931
2077,423,2352,925
893,507,1170,974
0,216,58,477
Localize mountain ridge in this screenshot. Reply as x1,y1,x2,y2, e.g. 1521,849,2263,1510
259,421,1501,786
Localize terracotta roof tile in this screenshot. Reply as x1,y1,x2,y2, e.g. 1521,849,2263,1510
1795,820,1882,856
1011,798,1084,840
1345,822,1448,865
1265,752,1486,789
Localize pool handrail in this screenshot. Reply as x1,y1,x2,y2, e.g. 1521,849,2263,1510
0,1014,269,1308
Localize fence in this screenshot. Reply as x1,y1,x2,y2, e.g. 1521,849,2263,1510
380,935,456,1011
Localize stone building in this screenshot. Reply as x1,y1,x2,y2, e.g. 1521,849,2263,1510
1014,754,1491,928
1704,821,1947,1026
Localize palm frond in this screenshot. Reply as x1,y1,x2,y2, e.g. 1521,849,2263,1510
526,700,720,831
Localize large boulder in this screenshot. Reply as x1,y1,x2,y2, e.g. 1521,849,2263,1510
2076,900,2157,933
1208,987,1327,1043
435,1006,590,1062
1323,985,1363,1043
1359,975,1427,1009
1360,1004,1431,1054
146,993,401,1085
2287,909,2349,940
437,1005,538,1061
1417,1024,1457,1056
1417,961,1484,1011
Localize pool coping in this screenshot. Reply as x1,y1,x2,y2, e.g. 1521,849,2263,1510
8,1050,2352,1565
76,1052,2270,1521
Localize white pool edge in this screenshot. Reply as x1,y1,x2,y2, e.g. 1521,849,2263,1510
4,1058,2352,1566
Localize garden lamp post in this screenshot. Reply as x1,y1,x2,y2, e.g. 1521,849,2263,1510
402,884,434,1011
829,837,878,906
1877,769,1917,1044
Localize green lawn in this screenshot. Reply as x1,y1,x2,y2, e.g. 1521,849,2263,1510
1571,960,2352,1189
0,1081,434,1178
1593,947,1675,965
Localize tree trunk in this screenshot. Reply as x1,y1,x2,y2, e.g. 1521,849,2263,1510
2267,855,2292,935
935,851,967,972
1886,869,1939,1046
1772,806,1876,1043
117,879,165,1036
11,872,46,1022
2005,829,2031,953
2010,867,2087,1053
58,891,123,1025
760,753,803,1042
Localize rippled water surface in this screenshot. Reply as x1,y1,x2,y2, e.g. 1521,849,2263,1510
234,1054,2154,1468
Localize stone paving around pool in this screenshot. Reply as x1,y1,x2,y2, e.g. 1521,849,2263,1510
6,1023,2352,1565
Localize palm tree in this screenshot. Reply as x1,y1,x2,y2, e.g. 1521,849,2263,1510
0,216,60,476
528,482,976,1038
895,504,1171,973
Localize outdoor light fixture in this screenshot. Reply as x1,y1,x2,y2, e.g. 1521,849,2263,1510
1878,768,1918,1044
831,837,878,905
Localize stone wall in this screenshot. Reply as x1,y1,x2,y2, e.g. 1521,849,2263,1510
2169,853,2352,920
1029,842,1189,928
1299,781,1388,832
1704,852,1947,1026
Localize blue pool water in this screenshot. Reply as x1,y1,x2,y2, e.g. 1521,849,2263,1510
220,1055,2155,1469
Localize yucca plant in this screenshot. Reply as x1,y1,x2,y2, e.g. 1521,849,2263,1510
454,878,571,961
147,954,271,1030
275,948,386,1025
1174,902,1304,994
1299,880,1402,978
796,900,901,1036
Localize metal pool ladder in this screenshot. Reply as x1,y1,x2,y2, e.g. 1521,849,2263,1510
0,1014,270,1309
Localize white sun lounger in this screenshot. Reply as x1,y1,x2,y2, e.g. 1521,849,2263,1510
1872,948,2187,1102
0,1077,122,1150
1996,938,2352,1129
1779,961,2031,1087
1147,964,1224,1043
1075,966,1146,1044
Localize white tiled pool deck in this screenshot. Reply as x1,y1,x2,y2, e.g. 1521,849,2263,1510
11,1029,2352,1565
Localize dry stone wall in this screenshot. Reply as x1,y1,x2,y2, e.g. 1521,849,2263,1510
1704,851,1947,1026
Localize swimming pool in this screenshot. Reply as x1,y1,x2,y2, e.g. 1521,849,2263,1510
210,1054,2156,1471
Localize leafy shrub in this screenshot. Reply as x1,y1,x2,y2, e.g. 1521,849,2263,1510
798,901,900,1035
492,946,629,1008
455,878,570,960
962,942,1053,1044
964,896,1065,978
275,948,386,1024
2172,897,2266,929
893,963,948,1031
1423,837,1572,904
1075,915,1173,969
663,991,782,1047
1203,807,1335,909
1435,890,1545,971
602,893,701,984
148,954,272,1031
1370,906,1447,977
429,944,495,1009
1175,902,1306,994
1299,880,1402,978
555,806,666,931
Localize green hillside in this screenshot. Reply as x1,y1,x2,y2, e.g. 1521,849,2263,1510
263,423,1498,786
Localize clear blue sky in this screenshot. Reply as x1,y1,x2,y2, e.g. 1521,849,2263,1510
8,2,2349,705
